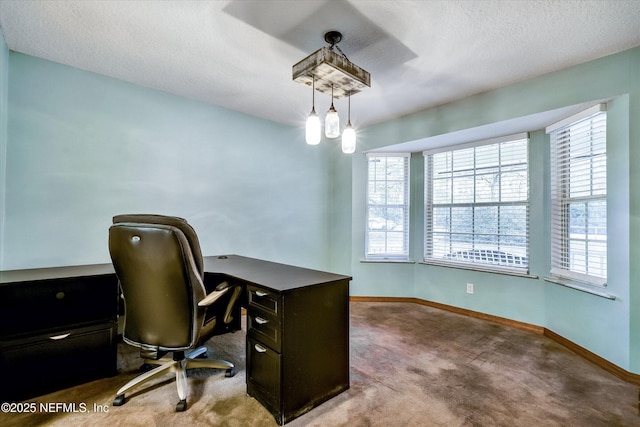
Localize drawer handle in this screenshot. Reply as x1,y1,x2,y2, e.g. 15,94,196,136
255,316,268,325
49,333,71,340
255,290,268,297
254,343,268,353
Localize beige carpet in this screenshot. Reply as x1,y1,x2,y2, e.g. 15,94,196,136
2,302,638,426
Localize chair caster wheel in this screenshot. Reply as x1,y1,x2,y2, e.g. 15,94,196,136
176,399,187,412
225,368,236,377
113,394,126,406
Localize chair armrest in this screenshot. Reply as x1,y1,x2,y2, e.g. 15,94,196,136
198,282,230,307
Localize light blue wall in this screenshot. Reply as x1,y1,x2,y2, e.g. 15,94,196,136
625,52,640,374
4,53,334,272
0,29,8,272
3,41,639,376
347,46,640,374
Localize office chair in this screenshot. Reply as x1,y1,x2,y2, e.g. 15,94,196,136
108,214,241,412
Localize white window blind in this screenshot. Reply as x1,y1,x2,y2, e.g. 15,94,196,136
424,134,529,273
547,104,607,286
366,153,410,260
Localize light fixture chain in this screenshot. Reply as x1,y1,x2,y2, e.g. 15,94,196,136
333,44,349,61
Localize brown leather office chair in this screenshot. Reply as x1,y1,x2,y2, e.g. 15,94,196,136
108,214,240,411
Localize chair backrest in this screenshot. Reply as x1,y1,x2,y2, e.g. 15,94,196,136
112,214,204,276
109,216,207,351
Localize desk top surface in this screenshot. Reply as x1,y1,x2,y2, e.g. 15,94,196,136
0,255,351,291
0,263,116,283
204,255,351,291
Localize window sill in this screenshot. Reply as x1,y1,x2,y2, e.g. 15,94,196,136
418,260,538,279
543,277,616,300
361,259,416,264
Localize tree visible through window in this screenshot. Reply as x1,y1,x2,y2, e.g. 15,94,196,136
366,153,410,260
424,134,529,272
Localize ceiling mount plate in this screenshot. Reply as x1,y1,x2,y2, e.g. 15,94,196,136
324,31,343,46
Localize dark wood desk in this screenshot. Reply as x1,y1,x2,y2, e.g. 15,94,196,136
0,255,351,424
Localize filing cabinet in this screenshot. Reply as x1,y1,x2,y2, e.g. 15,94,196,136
245,280,350,425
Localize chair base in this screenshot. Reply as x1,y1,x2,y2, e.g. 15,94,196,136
113,346,235,411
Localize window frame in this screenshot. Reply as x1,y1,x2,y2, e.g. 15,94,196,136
423,133,530,274
546,104,607,287
365,153,411,261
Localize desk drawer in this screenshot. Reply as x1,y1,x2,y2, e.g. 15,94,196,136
247,285,280,315
247,336,281,414
0,274,118,339
247,307,280,353
0,322,117,400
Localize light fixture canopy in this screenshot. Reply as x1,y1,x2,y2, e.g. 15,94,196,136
293,48,370,99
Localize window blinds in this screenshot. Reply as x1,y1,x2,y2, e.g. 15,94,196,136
366,153,410,260
547,104,607,286
424,134,529,273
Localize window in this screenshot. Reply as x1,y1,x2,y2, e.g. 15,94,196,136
366,153,410,260
424,134,529,273
546,105,607,286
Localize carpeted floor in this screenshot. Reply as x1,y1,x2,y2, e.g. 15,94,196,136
2,302,638,426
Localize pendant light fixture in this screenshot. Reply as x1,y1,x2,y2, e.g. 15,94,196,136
292,31,370,153
305,76,321,145
341,92,356,154
325,84,340,139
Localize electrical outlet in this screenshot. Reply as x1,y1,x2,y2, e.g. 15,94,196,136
466,283,474,294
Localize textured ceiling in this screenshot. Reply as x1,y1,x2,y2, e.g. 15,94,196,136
1,0,640,133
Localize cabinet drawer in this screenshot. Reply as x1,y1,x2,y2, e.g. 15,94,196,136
247,336,281,411
0,322,117,401
247,307,280,353
0,274,118,339
247,285,280,315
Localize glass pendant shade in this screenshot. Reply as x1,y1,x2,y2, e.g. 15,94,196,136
325,104,340,138
341,122,356,153
306,108,321,145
